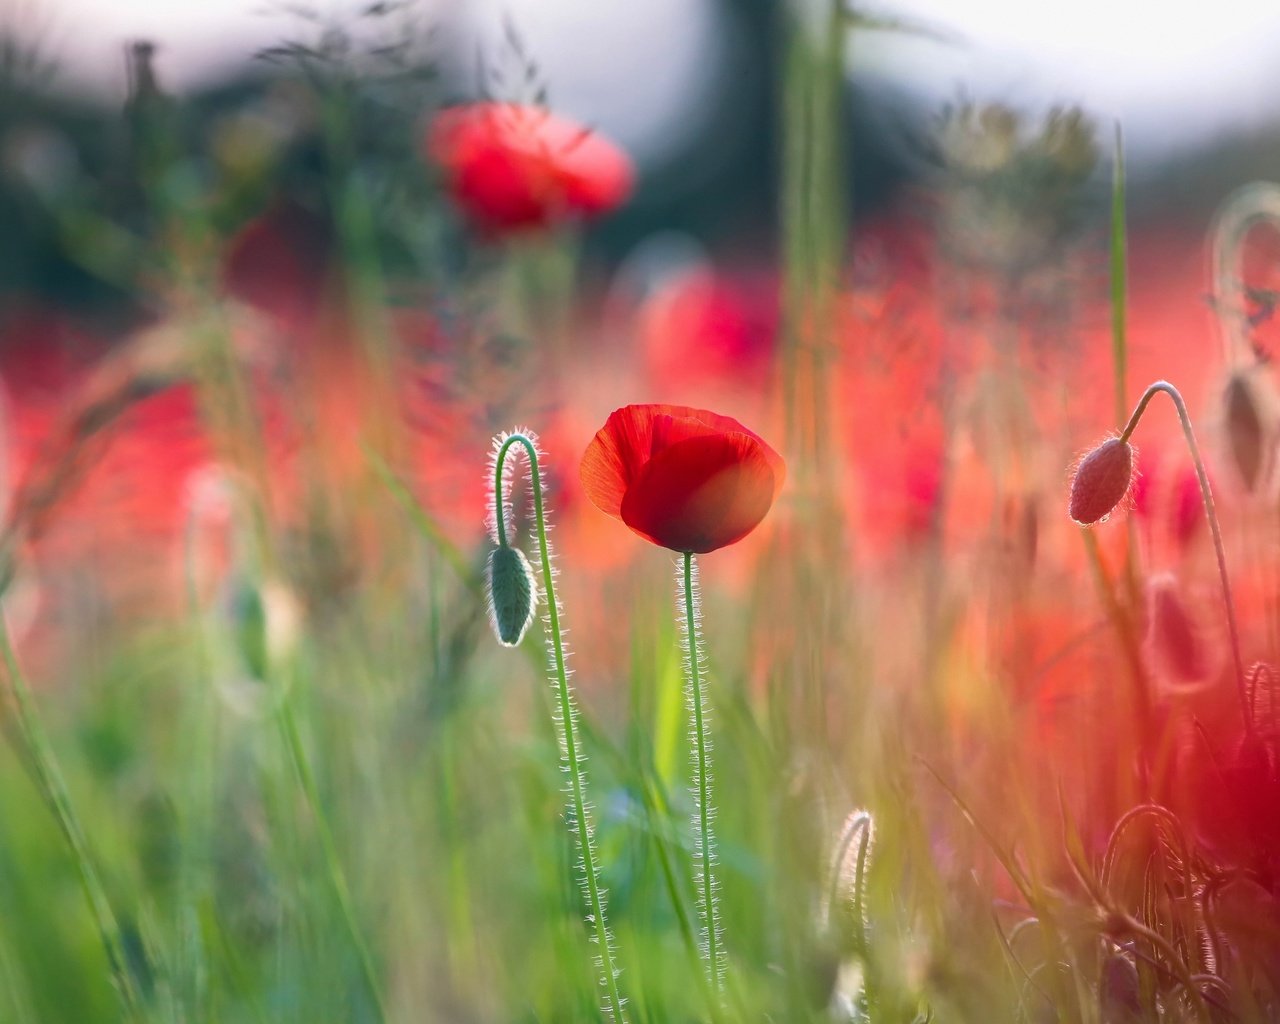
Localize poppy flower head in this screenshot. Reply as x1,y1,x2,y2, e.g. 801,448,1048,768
580,404,785,554
427,102,634,235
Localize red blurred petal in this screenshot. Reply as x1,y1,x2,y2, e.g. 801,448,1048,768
222,199,333,328
619,432,779,553
428,103,633,234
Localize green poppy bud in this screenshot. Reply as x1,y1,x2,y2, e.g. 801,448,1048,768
486,545,537,647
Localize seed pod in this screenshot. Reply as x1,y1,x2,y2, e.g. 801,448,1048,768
1223,372,1266,491
1069,438,1134,525
1144,574,1209,689
486,544,537,647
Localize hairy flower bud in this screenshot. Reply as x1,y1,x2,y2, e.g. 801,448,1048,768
1069,438,1134,525
486,545,537,647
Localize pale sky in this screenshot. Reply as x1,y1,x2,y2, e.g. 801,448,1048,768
855,0,1280,157
7,0,1280,163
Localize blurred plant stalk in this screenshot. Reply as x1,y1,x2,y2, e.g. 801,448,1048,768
0,614,145,1020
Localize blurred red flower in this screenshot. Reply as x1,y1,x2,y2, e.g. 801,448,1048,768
639,266,778,394
221,198,335,332
580,404,784,554
427,102,634,235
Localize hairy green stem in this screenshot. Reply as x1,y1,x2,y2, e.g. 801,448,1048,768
1118,381,1250,737
493,434,628,1023
679,551,725,996
0,613,144,1020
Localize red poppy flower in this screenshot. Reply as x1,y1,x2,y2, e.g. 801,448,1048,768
427,102,634,234
580,404,784,554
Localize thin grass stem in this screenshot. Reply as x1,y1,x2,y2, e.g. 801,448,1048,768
0,612,144,1020
274,678,387,1022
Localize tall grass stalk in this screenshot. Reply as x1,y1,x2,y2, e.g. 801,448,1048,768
1109,123,1129,429
273,672,388,1022
779,0,845,471
1090,122,1157,799
0,611,144,1020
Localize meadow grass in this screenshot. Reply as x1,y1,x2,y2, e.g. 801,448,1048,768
3,5,1280,1024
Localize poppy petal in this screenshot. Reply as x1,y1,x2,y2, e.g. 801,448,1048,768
579,404,773,518
619,432,779,553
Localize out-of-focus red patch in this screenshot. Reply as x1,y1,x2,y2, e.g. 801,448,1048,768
427,103,634,236
1180,721,1280,882
221,198,335,333
639,266,777,395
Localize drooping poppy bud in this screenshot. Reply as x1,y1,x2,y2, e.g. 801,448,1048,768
486,544,537,647
1068,438,1134,525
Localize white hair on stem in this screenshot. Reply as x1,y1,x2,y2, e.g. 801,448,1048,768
486,428,629,1022
676,551,727,994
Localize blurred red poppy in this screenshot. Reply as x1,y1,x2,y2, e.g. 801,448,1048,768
427,102,633,235
580,404,784,554
221,198,335,331
639,266,778,394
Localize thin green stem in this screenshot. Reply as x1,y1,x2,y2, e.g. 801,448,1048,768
1110,123,1144,615
274,687,387,1022
642,778,715,1010
679,550,725,996
0,614,144,1020
1109,122,1129,429
1117,381,1251,737
493,433,628,1023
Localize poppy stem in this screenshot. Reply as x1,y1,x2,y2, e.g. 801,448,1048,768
492,433,629,1023
678,550,726,997
1118,381,1251,739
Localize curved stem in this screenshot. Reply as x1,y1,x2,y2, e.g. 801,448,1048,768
493,434,628,1023
679,551,725,996
0,614,144,1020
1118,381,1251,737
492,439,513,551
826,810,873,955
